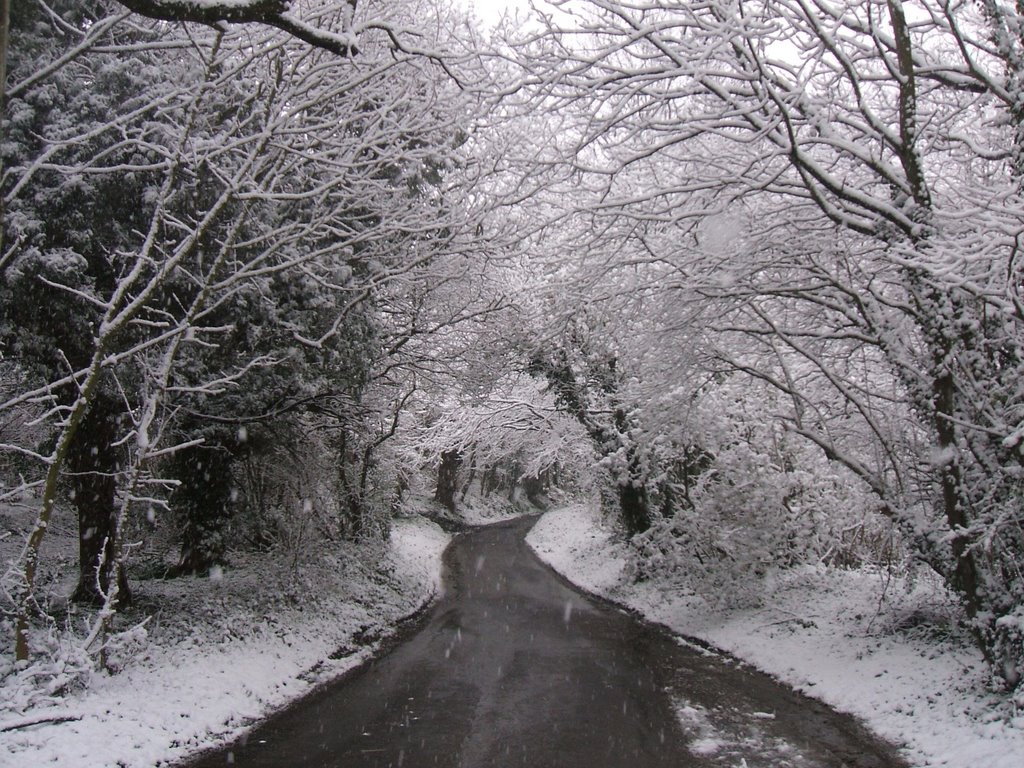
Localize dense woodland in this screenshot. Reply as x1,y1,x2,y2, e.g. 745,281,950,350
1,0,1023,706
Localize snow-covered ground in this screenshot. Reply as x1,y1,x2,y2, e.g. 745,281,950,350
0,516,450,768
526,503,1024,768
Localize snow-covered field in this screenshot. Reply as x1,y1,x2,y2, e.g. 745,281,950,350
526,504,1024,768
0,516,450,768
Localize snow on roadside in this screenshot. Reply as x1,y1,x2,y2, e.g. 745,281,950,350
526,503,1024,768
389,514,451,597
0,516,450,768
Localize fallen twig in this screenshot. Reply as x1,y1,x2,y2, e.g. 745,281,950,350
0,713,82,732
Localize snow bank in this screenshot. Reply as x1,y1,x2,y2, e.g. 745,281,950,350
526,504,1024,768
0,516,450,768
389,514,452,597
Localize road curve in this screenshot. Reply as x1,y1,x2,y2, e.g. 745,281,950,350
186,515,907,768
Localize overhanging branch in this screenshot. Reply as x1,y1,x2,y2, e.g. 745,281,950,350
114,0,360,56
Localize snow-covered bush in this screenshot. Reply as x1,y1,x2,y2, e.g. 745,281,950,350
0,622,93,716
629,386,895,607
993,610,1024,696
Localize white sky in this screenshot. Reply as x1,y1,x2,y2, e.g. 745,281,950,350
463,0,537,26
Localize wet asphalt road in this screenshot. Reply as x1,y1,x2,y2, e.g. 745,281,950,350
186,516,908,768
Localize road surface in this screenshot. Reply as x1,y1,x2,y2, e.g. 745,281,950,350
186,515,907,767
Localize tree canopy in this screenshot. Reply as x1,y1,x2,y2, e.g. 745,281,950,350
2,0,1024,699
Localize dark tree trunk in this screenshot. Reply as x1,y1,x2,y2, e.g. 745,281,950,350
521,474,549,511
171,444,236,575
435,449,462,513
391,472,409,516
480,466,497,497
933,371,986,648
336,431,367,541
460,457,477,502
508,462,520,503
68,397,130,606
341,490,365,541
618,483,651,537
619,448,652,536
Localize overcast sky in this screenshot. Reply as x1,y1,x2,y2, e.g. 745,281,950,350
464,0,536,26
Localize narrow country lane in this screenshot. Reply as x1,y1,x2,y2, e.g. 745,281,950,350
186,516,907,768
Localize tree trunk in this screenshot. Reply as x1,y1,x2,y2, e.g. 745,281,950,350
460,457,476,502
521,474,548,510
618,447,652,536
480,466,497,497
618,482,650,536
337,432,365,541
1,0,9,253
933,366,989,656
68,397,130,606
341,489,365,541
434,449,461,513
170,443,236,575
507,461,522,503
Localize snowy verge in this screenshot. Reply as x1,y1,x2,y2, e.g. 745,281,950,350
0,516,450,768
526,504,1024,768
